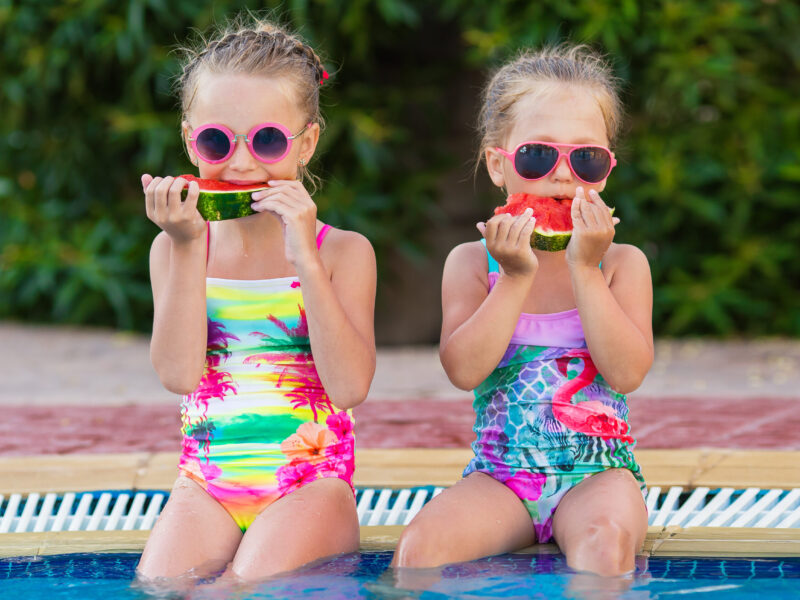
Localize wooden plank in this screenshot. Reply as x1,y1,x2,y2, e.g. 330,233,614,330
0,454,148,494
1,450,799,493
650,526,800,557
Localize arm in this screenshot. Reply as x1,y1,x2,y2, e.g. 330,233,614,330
251,180,376,410
297,231,377,410
144,175,209,395
440,210,538,390
567,187,654,393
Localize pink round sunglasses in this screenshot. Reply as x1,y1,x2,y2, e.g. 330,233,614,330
188,122,311,164
495,141,617,184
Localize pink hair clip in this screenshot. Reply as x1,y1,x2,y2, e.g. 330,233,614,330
320,70,329,85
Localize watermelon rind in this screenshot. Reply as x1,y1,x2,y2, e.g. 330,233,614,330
178,175,268,221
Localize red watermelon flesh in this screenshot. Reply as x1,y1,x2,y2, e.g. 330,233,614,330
493,194,573,251
178,175,269,221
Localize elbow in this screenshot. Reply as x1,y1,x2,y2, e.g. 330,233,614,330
441,361,484,392
150,350,203,395
606,365,651,395
329,372,373,411
158,372,202,396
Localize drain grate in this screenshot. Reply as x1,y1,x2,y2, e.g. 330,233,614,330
1,487,799,533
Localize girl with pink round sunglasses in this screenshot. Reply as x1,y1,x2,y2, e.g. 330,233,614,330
138,18,376,585
394,45,653,578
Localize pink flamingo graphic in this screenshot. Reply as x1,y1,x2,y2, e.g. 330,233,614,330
551,349,634,444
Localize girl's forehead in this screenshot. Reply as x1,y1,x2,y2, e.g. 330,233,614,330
507,85,608,147
189,72,302,128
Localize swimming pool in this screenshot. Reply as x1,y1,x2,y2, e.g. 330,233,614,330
1,552,799,599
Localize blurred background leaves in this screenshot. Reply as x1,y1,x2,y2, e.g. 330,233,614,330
1,0,799,340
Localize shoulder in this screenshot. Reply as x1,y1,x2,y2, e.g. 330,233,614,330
319,225,376,274
602,243,652,285
443,240,490,287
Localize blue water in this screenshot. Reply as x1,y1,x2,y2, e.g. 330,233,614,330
1,552,799,599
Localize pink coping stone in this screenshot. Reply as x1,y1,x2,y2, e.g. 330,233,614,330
0,396,798,456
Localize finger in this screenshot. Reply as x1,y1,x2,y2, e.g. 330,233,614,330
588,189,613,226
184,180,201,215
484,215,502,242
570,193,585,231
168,177,189,216
508,208,533,245
155,176,174,212
476,222,487,237
579,192,600,228
495,214,514,242
144,176,162,218
141,174,154,193
612,217,620,226
518,216,536,247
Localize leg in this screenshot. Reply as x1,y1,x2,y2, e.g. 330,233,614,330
392,472,535,569
230,477,359,581
551,468,647,576
137,476,243,579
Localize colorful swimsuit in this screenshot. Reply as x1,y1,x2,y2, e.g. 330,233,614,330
462,241,645,543
178,223,355,531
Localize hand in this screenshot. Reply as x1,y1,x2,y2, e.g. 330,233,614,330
142,174,206,245
565,186,620,270
250,179,318,266
477,208,538,279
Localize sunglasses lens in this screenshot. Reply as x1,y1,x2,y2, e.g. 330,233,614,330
514,144,559,180
252,126,288,161
195,128,231,162
570,147,611,183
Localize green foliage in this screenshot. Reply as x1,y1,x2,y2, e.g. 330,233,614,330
1,0,799,337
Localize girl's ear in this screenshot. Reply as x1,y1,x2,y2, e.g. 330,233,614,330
298,122,321,165
181,121,198,166
485,147,506,189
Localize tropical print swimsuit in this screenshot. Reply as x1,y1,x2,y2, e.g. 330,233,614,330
462,241,646,543
178,223,355,531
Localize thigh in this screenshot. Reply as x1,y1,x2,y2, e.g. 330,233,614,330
137,476,243,579
551,468,648,558
392,472,535,569
230,477,360,580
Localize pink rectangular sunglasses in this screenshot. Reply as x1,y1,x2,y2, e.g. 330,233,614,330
496,141,617,184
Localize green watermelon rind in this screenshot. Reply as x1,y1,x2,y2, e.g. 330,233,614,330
532,231,572,252
180,188,265,221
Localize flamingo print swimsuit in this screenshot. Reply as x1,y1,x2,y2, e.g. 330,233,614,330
178,223,355,531
462,241,646,543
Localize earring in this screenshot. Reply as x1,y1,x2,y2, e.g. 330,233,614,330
298,158,306,166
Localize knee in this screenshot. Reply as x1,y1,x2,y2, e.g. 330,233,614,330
393,523,443,569
566,517,639,577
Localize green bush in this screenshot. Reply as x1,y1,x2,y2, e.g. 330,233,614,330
1,1,799,337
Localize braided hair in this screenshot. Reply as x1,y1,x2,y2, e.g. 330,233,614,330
176,18,327,189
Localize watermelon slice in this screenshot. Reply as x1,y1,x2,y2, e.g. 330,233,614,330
494,194,574,252
179,174,268,221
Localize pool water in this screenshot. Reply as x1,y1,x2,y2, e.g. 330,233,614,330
1,552,799,599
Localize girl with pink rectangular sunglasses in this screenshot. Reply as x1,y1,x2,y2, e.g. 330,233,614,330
393,44,653,582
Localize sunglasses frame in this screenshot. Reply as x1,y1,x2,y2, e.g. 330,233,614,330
188,122,312,164
495,141,617,184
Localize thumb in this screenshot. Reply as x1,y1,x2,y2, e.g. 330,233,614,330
141,174,154,193
476,222,487,237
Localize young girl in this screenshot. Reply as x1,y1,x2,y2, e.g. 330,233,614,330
137,19,376,582
394,45,652,577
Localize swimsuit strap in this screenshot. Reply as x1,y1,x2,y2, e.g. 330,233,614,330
480,238,500,274
316,223,332,249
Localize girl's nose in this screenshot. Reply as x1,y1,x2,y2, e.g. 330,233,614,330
550,153,573,182
228,136,257,169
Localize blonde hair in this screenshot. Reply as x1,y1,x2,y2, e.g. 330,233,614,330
478,44,622,166
176,16,327,191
